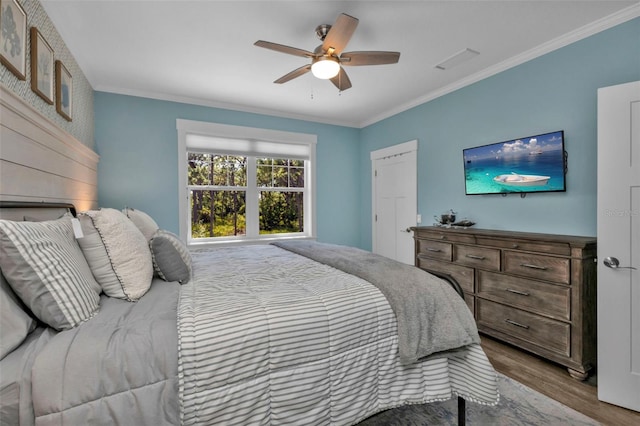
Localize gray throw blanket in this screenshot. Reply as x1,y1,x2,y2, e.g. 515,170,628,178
272,240,480,364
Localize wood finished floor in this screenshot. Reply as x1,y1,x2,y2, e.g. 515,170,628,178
480,335,640,426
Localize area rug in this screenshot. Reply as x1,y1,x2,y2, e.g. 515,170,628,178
358,373,600,425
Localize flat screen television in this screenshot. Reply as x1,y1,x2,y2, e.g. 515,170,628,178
463,130,566,195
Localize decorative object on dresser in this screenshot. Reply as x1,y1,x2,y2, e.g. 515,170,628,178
434,209,457,226
412,226,597,380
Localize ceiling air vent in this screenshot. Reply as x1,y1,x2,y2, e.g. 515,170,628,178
435,48,479,70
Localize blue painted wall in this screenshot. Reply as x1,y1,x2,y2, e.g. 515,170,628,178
358,18,640,249
94,94,361,247
95,18,639,250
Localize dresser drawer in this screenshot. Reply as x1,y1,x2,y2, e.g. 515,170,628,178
477,270,570,320
416,257,474,293
414,229,476,244
475,237,571,256
454,244,500,271
477,299,570,356
416,239,452,261
503,251,570,284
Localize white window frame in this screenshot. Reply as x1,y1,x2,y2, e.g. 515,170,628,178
177,119,317,246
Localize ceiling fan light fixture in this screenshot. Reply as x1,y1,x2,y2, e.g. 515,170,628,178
255,13,397,91
311,56,340,79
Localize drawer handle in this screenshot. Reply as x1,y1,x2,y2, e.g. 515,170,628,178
520,263,548,271
505,319,530,329
506,288,530,296
466,254,486,260
427,247,442,253
512,244,519,249
440,236,447,240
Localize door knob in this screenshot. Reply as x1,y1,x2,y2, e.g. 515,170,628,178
603,256,637,270
400,228,412,233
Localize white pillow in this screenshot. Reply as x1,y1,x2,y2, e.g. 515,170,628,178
77,208,153,301
122,207,159,242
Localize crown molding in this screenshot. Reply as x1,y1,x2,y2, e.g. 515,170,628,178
93,85,361,129
359,3,640,128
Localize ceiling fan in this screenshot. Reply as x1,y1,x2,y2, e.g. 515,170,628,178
254,13,400,91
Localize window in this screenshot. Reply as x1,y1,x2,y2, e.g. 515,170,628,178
188,154,247,238
256,158,305,235
177,120,316,244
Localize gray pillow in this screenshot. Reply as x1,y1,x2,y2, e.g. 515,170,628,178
122,207,159,242
0,272,37,359
77,209,153,301
150,230,192,284
0,217,101,330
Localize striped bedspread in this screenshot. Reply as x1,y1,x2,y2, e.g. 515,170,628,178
178,245,498,425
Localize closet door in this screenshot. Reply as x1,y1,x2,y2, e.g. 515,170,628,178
371,140,417,265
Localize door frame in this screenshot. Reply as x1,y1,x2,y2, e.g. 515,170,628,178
370,139,418,256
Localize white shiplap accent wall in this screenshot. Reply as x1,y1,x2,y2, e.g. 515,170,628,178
0,85,98,210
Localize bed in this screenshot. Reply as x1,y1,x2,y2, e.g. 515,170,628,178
0,202,499,426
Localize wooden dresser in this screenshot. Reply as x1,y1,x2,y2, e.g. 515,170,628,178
412,226,597,380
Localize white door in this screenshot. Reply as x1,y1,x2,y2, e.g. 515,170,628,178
371,140,417,264
597,80,640,412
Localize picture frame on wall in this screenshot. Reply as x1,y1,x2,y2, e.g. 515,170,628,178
30,27,54,104
55,60,72,121
0,0,27,80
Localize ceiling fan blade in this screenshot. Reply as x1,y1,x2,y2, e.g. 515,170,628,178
322,13,359,55
254,40,314,58
330,67,352,91
274,64,312,84
340,51,400,66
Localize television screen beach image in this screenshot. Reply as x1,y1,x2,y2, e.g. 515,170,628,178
463,130,566,195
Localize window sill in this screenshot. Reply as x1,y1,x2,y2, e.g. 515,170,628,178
187,235,316,249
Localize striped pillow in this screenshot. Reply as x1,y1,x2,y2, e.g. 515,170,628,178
0,217,101,330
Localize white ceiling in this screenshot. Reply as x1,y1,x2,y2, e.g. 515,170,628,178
41,1,639,128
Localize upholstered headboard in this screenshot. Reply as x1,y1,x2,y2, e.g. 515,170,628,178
0,85,98,211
